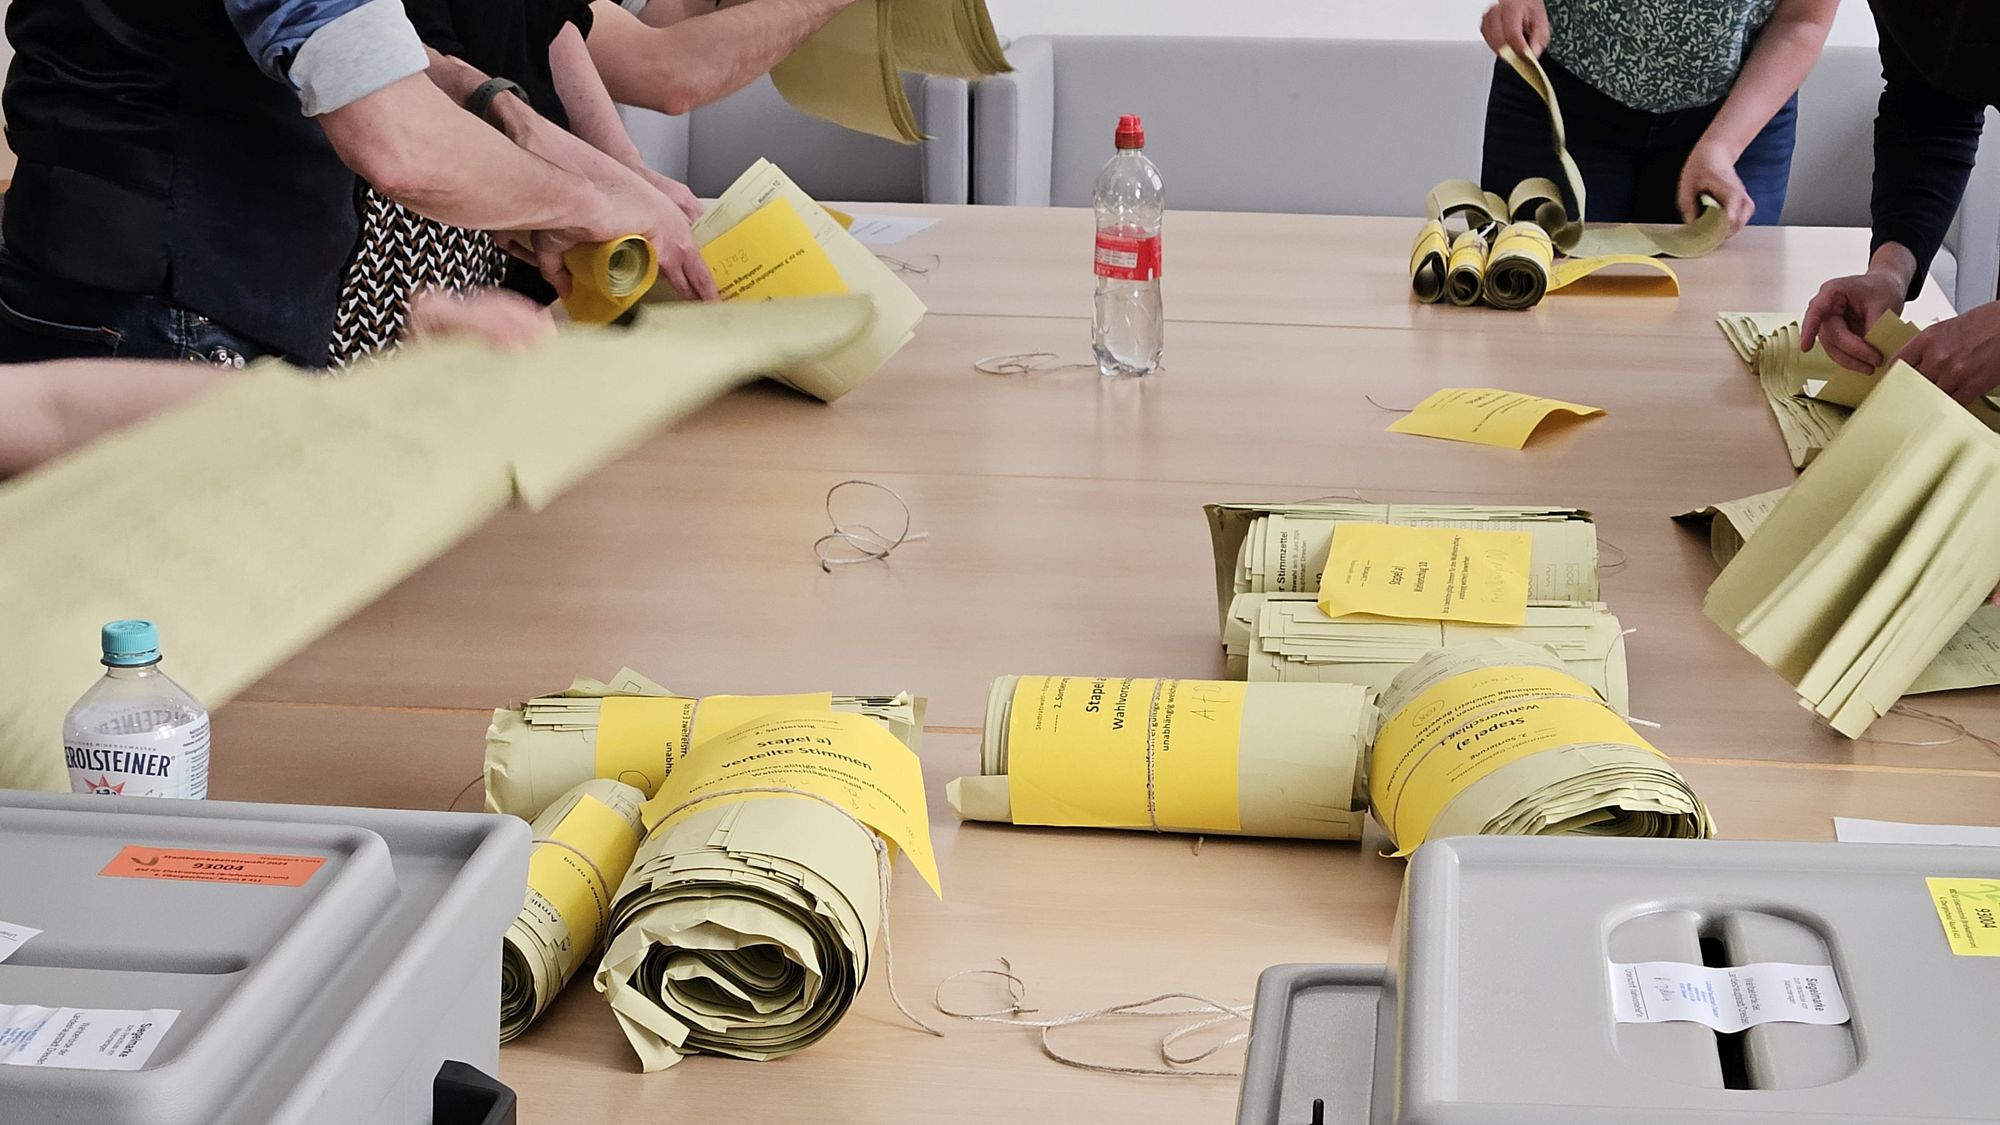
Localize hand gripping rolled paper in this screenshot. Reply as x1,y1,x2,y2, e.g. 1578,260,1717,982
947,675,1376,840
1368,638,1713,855
594,711,940,1070
501,778,647,1042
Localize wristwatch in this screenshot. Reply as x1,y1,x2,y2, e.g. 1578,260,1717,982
465,77,529,128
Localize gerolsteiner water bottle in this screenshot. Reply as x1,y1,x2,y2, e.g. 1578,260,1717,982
1093,113,1165,377
64,619,211,799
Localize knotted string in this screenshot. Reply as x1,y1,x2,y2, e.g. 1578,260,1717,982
814,479,930,571
1842,704,2000,756
933,961,1251,1078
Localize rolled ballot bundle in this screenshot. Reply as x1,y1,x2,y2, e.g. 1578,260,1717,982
947,675,1376,840
1410,220,1449,304
596,711,940,1070
1227,592,1629,712
1445,229,1488,306
1480,222,1553,311
1226,505,1600,605
502,778,647,1042
484,666,922,819
1369,638,1713,855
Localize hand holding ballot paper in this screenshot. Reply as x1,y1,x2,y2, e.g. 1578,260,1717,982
771,0,1009,142
646,160,926,402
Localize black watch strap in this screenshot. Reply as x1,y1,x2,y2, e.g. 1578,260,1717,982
465,77,528,127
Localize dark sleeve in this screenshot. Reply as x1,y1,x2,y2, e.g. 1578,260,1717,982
400,0,465,59
1871,5,1988,302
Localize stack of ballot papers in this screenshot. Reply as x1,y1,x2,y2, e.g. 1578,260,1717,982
1225,592,1630,712
1705,364,2000,736
649,159,927,402
1205,502,1600,627
0,296,875,794
1682,488,2000,698
502,779,647,1042
597,711,939,1070
484,666,921,819
946,675,1376,840
772,0,1008,142
1717,311,1799,365
1369,638,1714,855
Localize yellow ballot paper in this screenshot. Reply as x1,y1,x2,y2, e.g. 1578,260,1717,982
699,199,850,301
950,675,1373,840
640,711,940,895
1368,639,1713,855
502,778,647,1042
561,235,658,325
1388,387,1604,449
1317,524,1533,626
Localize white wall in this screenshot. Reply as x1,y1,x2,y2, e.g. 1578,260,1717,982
986,0,1879,47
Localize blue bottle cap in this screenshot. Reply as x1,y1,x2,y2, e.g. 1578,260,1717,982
101,619,161,666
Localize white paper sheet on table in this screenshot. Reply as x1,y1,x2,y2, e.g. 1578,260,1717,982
1833,817,2000,846
845,215,940,247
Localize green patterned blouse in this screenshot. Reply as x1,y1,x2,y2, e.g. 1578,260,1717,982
1545,0,1781,113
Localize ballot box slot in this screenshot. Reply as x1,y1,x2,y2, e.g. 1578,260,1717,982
1697,932,1753,1090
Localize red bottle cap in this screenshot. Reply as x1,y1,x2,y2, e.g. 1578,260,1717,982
1115,114,1145,149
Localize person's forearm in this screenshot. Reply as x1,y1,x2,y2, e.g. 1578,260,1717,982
317,72,613,236
0,361,225,477
1869,9,1984,302
550,22,647,167
1695,0,1834,158
589,0,851,116
1865,241,1920,297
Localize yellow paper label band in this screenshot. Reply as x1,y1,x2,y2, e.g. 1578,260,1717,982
561,235,660,326
1316,523,1533,626
1005,676,1244,832
526,794,644,949
1370,664,1655,851
596,696,698,796
688,692,834,753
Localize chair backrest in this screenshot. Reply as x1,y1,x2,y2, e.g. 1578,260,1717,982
620,73,970,204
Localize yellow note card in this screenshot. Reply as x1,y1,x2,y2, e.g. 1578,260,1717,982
526,794,644,945
596,695,698,796
1369,664,1656,853
641,711,941,896
1317,524,1533,626
701,198,850,301
1004,676,1243,833
1388,387,1604,449
688,692,834,751
1926,877,2000,956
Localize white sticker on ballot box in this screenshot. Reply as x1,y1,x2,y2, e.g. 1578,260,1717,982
1609,962,1848,1034
0,921,41,964
0,1004,179,1070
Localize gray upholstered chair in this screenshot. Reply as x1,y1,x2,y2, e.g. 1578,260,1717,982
974,36,2000,310
620,72,970,204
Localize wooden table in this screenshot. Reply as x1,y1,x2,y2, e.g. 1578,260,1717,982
215,207,1996,1124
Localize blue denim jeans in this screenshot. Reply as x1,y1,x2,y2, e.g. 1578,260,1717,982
1479,56,1798,226
0,255,275,366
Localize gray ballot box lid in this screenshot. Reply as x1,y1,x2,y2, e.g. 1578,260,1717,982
0,789,529,1125
1238,836,2000,1125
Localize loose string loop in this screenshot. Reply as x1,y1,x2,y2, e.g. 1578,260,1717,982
814,479,930,571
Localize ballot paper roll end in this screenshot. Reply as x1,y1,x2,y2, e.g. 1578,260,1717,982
946,775,1013,822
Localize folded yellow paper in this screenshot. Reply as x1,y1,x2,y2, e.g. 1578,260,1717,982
561,235,659,325
771,0,1009,143
1387,387,1603,449
1317,523,1533,626
700,198,850,301
1411,220,1449,304
1369,639,1713,855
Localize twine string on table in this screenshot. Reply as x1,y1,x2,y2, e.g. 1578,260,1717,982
933,961,1252,1078
814,479,930,571
973,352,1098,376
1845,704,2000,756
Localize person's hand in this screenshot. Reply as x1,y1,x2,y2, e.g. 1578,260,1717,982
588,163,719,302
403,286,555,350
1480,0,1550,57
1889,302,2000,405
1677,140,1753,234
1801,270,1908,373
632,164,704,224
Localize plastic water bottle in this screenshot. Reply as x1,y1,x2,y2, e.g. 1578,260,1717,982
63,620,210,799
1092,113,1165,377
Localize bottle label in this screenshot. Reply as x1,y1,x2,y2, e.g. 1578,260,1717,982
66,714,210,800
1094,232,1162,281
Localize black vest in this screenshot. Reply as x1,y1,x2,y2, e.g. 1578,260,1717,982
3,0,360,365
